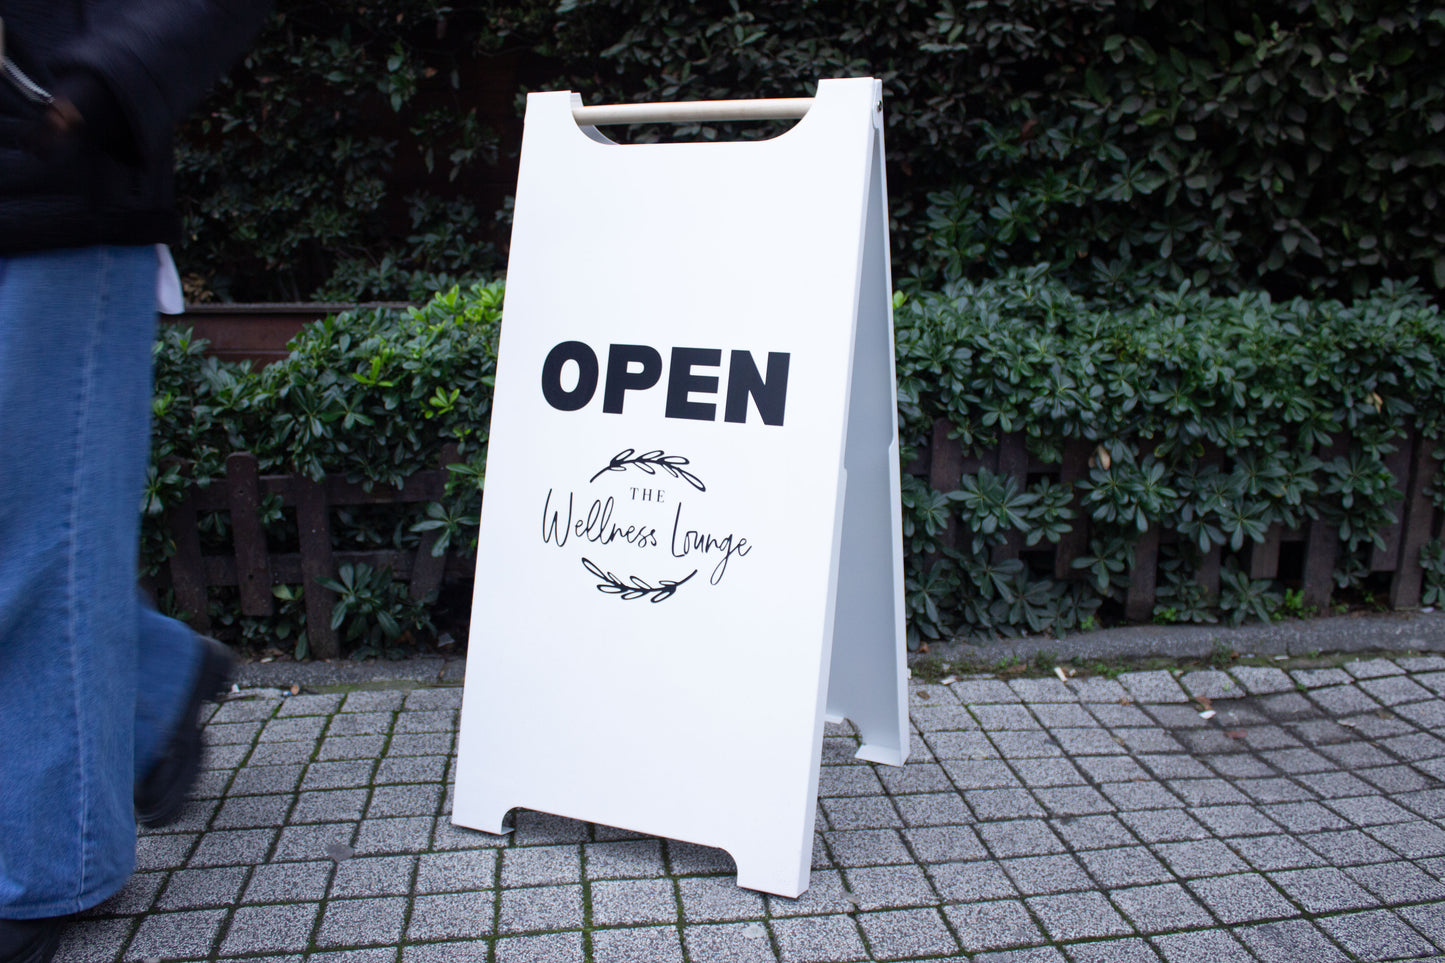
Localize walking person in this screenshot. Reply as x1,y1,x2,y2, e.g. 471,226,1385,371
0,4,271,960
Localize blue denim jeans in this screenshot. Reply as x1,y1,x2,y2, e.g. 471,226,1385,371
0,246,202,918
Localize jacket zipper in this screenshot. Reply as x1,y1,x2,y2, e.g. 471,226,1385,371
0,17,55,105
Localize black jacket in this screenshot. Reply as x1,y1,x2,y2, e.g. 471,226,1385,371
0,0,271,255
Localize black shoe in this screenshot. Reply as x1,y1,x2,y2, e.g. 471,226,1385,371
0,917,63,963
135,636,235,829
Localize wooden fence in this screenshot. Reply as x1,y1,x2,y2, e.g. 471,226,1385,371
154,429,1441,657
915,421,1443,620
156,445,467,659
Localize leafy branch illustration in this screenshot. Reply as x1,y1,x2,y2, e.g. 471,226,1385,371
582,558,697,603
589,448,706,491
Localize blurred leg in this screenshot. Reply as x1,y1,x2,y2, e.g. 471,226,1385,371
0,246,198,918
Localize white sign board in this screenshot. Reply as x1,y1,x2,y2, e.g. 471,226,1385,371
453,77,907,898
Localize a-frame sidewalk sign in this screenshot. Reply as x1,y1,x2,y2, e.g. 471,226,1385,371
453,77,907,897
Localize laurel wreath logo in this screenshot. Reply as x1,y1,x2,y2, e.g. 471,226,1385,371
582,558,697,602
589,448,706,491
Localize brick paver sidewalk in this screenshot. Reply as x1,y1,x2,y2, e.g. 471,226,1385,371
54,655,1445,962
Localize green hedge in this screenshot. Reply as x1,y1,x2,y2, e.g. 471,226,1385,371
145,279,1445,656
175,0,1445,302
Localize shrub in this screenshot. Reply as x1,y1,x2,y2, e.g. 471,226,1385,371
147,277,1445,655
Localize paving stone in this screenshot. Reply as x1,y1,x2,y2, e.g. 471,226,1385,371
1136,755,1211,780
821,829,912,867
498,844,583,887
1238,726,1303,750
1064,937,1163,962
667,840,738,874
1399,656,1445,672
1310,685,1383,716
969,787,1048,819
354,816,433,855
1234,776,1316,804
1164,778,1249,807
1228,666,1296,695
1012,760,1089,791
927,729,1000,759
1011,678,1076,702
1031,704,1096,728
220,902,320,954
292,789,369,824
87,871,165,915
767,870,855,918
1052,729,1128,756
1142,705,1212,729
975,704,1044,729
492,931,586,963
245,740,314,766
154,865,248,910
405,687,463,710
1260,801,1351,832
1116,810,1209,844
1070,678,1130,703
1099,781,1185,811
1357,763,1434,793
1089,704,1154,728
341,689,405,712
929,859,1018,902
1150,929,1253,963
301,760,375,792
1291,668,1352,688
1315,909,1437,961
944,899,1046,952
262,715,328,742
329,854,416,898
770,914,867,963
1346,861,1445,903
676,875,767,922
1225,833,1327,871
952,679,1023,703
1187,805,1278,836
973,948,1069,963
941,758,1023,787
1294,770,1375,797
374,754,447,785
227,764,304,796
316,735,386,762
976,819,1067,858
1000,854,1093,895
50,917,132,963
188,828,276,867
1259,747,1334,774
393,708,457,733
1185,872,1297,924
821,795,902,829
1179,670,1243,699
1034,786,1114,817
386,731,454,756
1298,829,1400,866
1117,671,1189,704
273,823,356,862
591,878,679,926
126,909,226,960
1232,919,1349,963
818,764,886,798
1269,866,1378,912
497,883,585,933
1028,891,1133,941
315,896,407,947
1346,658,1408,679
243,861,332,903
1358,675,1435,706
1395,903,1445,952
894,791,974,826
405,891,496,941
1149,839,1248,877
1382,731,1445,762
842,862,937,909
1394,699,1445,729
857,908,960,960
365,783,441,819
1050,814,1136,851
212,793,292,829
1073,756,1150,783
683,923,780,963
1077,847,1173,888
276,692,344,716
588,926,684,963
134,832,197,871
910,705,980,731
1113,730,1187,754
506,811,591,846
1329,793,1420,825
1108,882,1214,932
